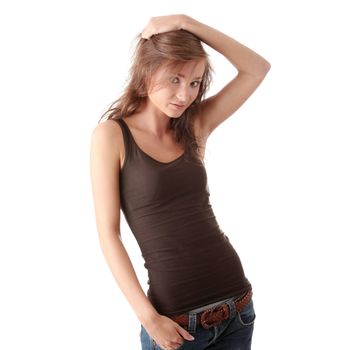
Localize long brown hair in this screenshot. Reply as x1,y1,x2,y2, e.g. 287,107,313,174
98,29,213,161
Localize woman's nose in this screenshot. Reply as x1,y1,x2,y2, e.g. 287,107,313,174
175,86,190,103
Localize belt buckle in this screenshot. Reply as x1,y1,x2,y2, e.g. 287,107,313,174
200,304,229,329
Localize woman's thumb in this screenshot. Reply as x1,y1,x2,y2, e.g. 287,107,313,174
177,326,195,341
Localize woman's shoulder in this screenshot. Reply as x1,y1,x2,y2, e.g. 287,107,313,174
93,118,124,139
91,119,126,169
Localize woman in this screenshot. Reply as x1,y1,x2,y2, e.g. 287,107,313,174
90,14,270,350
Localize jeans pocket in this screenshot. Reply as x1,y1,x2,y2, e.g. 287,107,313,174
237,299,256,326
141,324,186,350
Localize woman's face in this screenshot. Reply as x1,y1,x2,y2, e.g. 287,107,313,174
147,59,206,118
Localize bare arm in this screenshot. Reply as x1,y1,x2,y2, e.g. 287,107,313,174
142,14,269,76
181,15,270,77
142,15,271,137
182,15,271,135
89,120,195,348
89,121,158,325
98,228,159,324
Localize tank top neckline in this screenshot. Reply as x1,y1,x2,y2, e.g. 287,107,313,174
118,118,186,165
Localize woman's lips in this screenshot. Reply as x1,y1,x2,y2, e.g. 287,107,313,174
170,103,186,109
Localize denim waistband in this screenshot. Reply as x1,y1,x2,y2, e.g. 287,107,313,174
188,297,232,313
187,290,249,314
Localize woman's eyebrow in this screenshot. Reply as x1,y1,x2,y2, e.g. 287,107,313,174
176,73,203,80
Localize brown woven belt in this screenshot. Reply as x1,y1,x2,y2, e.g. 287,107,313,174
169,289,253,330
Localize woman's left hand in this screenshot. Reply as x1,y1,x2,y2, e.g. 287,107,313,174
141,14,189,40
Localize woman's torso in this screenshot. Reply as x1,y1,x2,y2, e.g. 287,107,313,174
107,115,252,316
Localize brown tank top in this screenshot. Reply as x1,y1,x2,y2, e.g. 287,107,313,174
113,117,252,316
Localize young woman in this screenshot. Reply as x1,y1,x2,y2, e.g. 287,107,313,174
90,14,270,350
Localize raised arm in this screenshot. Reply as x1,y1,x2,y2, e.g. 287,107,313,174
181,15,270,77
142,14,271,138
183,15,270,137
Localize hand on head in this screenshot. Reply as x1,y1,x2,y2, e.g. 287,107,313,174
141,14,187,40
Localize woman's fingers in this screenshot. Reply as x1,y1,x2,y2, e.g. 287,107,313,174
141,15,184,39
145,314,192,350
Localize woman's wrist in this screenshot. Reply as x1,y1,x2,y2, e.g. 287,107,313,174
136,301,160,326
138,308,161,328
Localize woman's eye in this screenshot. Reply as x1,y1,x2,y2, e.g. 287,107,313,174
191,81,201,87
170,77,201,87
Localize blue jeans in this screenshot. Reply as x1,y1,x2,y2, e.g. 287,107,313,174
140,297,256,350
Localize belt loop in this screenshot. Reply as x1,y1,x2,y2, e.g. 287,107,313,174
226,297,237,319
188,313,197,333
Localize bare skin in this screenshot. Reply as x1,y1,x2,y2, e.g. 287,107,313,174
90,14,270,350
118,59,209,167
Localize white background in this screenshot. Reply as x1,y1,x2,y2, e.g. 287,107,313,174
1,0,349,349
